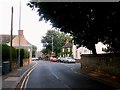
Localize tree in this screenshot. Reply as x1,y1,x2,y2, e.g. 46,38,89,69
28,2,120,54
32,45,37,57
41,30,72,56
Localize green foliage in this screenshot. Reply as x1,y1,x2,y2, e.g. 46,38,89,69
32,45,37,57
41,30,72,56
11,46,17,59
1,44,10,60
1,44,17,60
1,44,29,61
41,48,51,55
24,49,29,58
17,49,29,59
28,2,120,54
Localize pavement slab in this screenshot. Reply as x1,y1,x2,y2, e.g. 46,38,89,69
2,61,36,89
4,77,19,81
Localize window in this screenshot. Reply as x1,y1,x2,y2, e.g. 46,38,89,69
68,48,70,52
63,48,64,52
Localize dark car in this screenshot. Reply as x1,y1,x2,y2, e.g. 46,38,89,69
58,57,64,62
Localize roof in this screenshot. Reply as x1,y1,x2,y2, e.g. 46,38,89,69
63,43,72,48
0,35,17,44
12,30,32,48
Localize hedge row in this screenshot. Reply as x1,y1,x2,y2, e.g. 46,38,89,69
1,44,29,60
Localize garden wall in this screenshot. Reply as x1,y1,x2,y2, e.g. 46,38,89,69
11,59,29,70
80,54,120,77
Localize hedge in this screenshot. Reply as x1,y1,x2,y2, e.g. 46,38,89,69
24,49,29,58
1,44,29,61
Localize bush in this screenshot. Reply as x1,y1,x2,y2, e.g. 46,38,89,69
24,49,29,58
12,46,17,59
1,44,29,61
1,44,10,60
1,44,18,60
17,49,29,59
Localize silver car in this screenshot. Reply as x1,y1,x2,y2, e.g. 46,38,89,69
63,57,75,63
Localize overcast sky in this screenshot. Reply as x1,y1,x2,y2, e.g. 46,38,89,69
0,0,53,51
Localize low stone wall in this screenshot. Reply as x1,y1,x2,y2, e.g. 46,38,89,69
23,59,29,66
80,54,120,77
11,58,29,70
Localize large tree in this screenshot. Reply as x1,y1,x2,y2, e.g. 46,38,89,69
28,2,120,54
41,30,72,56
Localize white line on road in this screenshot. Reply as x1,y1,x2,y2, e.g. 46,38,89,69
52,72,59,80
64,84,71,90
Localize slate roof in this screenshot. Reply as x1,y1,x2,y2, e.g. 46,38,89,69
63,43,72,48
0,30,32,49
0,35,17,44
12,30,32,48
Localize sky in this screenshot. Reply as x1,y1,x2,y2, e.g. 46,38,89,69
0,0,53,51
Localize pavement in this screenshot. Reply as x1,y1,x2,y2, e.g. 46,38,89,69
1,61,120,89
78,69,120,89
2,61,36,89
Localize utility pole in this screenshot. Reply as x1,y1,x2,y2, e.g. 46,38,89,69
10,6,13,71
52,36,53,54
18,0,21,67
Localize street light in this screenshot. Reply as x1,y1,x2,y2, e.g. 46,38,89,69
18,0,21,67
52,36,53,54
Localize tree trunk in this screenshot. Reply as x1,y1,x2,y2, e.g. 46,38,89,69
91,44,97,54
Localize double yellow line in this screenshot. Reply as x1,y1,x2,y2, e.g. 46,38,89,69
20,62,38,89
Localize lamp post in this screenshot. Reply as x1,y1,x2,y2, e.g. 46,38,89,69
52,36,53,54
18,0,21,67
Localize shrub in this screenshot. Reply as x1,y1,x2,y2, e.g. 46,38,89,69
1,44,29,61
1,44,10,60
24,49,29,58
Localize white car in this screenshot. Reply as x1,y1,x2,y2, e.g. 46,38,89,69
32,57,39,61
63,57,75,63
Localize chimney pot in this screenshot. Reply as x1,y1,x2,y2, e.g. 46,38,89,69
18,30,23,35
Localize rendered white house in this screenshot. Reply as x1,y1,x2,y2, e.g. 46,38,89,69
72,42,107,60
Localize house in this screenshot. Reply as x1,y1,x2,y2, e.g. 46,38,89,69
11,30,33,64
1,30,37,64
72,41,107,60
11,30,32,49
61,39,91,59
62,39,72,57
0,35,16,44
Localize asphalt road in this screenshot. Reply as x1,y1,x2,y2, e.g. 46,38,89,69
25,60,116,90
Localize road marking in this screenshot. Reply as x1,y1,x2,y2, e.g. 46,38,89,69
20,75,27,89
20,62,38,89
64,84,71,90
52,72,59,80
24,76,29,89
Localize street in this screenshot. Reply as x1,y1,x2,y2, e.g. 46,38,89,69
23,60,115,89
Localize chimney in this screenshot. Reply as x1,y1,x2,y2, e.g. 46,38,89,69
66,39,69,44
18,30,23,35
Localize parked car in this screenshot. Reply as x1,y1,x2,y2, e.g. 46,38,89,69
63,57,76,63
58,57,64,62
50,57,58,62
32,57,39,61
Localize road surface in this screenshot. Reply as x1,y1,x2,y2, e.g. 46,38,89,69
23,60,116,90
